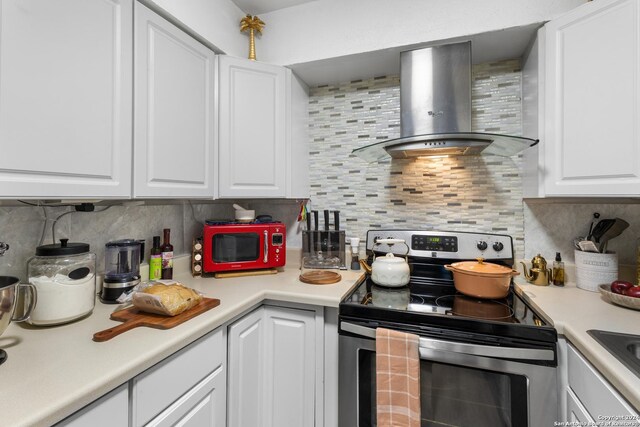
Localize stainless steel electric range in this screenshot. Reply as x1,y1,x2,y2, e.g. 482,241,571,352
338,230,558,427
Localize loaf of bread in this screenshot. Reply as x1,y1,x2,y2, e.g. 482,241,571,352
133,283,202,316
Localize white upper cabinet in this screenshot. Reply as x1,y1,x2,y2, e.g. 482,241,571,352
0,0,133,199
287,71,310,199
218,56,288,198
133,3,216,199
534,0,640,197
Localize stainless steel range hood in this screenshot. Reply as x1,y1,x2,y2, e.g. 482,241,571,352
352,42,538,162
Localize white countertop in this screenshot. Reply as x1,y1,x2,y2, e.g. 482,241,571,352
3,255,640,426
514,276,640,411
0,255,363,427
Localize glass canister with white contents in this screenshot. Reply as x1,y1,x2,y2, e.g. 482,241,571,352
27,239,96,325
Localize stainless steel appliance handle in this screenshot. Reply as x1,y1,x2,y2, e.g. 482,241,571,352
340,321,555,362
263,230,268,263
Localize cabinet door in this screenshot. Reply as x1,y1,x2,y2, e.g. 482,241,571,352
0,0,133,199
263,305,316,427
544,0,640,196
287,71,310,199
56,384,128,427
218,56,287,198
227,306,266,427
134,3,216,198
566,388,595,424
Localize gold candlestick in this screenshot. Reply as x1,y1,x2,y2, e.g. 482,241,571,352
240,15,265,61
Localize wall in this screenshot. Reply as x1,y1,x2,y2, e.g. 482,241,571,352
259,0,586,66
307,60,528,258
0,201,301,281
524,202,640,268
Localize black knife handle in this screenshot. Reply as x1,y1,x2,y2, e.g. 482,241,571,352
333,210,340,231
306,211,311,231
324,210,330,231
312,211,319,230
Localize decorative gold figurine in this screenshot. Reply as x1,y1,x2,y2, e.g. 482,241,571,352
240,15,265,60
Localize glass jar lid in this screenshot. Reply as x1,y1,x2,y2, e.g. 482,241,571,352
36,238,90,256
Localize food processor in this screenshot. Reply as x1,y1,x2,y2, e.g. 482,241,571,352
100,240,141,303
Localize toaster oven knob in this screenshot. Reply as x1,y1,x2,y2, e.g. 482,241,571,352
492,241,504,252
476,241,488,251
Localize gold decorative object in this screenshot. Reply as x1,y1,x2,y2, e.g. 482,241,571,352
240,15,265,60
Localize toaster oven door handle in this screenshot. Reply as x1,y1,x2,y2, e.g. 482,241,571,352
340,321,555,362
263,230,268,263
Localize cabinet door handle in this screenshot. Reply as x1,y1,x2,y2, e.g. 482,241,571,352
340,321,555,361
264,230,268,263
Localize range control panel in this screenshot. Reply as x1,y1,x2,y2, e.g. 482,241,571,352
412,235,458,252
366,229,513,261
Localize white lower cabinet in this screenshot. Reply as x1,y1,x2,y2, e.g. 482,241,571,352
132,327,226,426
55,383,129,427
563,342,639,423
228,304,320,427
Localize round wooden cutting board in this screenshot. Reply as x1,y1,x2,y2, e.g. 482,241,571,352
299,270,342,285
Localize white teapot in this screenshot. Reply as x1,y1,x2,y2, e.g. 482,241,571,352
367,238,410,288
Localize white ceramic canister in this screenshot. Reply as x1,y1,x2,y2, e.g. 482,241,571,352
574,249,618,292
27,239,96,325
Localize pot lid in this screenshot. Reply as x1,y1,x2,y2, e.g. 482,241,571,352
375,252,406,263
36,238,90,256
450,258,514,275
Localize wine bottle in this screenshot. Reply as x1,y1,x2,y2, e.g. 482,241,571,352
161,229,174,279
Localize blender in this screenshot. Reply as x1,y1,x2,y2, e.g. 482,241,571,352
100,239,141,303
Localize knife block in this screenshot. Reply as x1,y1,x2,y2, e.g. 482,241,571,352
302,230,346,269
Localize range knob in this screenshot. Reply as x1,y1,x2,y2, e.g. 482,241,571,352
476,241,488,251
493,241,504,252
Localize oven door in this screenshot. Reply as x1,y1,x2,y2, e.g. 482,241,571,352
339,321,558,427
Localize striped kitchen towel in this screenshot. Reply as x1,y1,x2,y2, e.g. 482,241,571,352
376,327,421,427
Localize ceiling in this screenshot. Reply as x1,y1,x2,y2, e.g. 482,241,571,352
289,23,542,87
231,0,316,15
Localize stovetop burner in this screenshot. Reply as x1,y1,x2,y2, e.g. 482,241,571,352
339,229,557,345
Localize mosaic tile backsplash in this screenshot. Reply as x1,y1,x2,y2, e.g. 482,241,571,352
308,60,527,258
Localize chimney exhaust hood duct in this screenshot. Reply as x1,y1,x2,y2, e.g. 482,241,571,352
352,42,538,162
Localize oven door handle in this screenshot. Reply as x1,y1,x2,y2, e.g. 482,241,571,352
340,321,555,362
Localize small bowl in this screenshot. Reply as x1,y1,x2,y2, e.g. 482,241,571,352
599,284,640,311
234,209,255,222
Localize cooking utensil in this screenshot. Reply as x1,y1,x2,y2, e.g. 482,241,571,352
445,258,519,299
93,297,220,342
578,240,600,253
0,276,37,364
586,212,600,241
596,218,629,253
591,218,616,243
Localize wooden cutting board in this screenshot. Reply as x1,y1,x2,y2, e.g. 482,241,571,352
93,297,220,342
299,270,342,285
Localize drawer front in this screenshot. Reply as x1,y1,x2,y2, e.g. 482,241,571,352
567,343,639,421
133,328,224,426
56,384,128,427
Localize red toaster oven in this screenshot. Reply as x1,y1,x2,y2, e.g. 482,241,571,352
202,220,286,273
